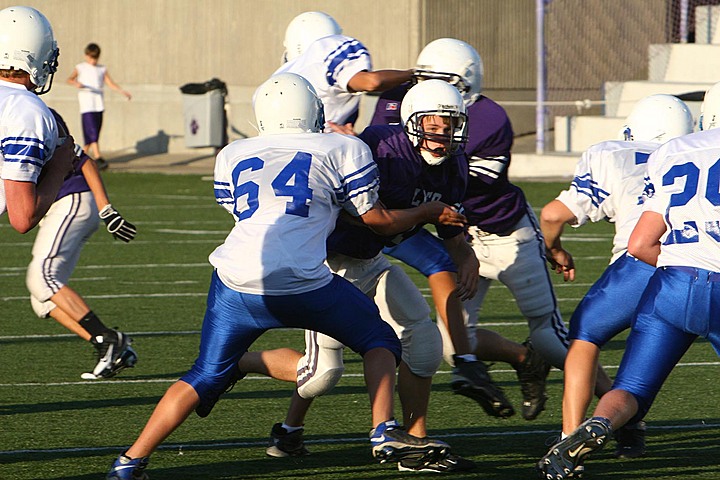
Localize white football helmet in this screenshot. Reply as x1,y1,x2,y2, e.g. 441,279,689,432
254,73,325,135
282,11,342,62
699,81,720,131
620,94,693,143
415,38,483,107
0,6,59,94
401,79,468,166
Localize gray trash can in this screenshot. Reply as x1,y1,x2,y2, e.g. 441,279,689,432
180,78,228,148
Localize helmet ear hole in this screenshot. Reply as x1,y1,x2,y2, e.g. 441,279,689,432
254,73,325,135
0,6,59,94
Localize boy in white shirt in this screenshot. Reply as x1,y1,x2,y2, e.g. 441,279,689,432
67,43,131,170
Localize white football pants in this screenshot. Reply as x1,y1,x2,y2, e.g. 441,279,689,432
296,251,443,399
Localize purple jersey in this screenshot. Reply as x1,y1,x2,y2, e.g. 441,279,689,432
327,125,468,259
50,109,90,200
371,85,525,233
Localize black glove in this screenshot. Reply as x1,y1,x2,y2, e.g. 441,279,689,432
99,204,137,242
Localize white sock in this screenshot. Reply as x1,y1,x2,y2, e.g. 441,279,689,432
282,423,303,433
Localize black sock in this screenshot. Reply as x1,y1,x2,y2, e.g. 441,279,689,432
79,311,114,344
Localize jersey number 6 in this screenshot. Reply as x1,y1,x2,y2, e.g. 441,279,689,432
231,152,313,220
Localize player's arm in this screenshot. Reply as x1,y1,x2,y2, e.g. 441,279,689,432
82,157,137,243
104,71,132,100
347,69,413,93
443,233,479,300
356,200,466,236
4,138,76,233
627,211,665,266
540,199,577,282
66,67,82,88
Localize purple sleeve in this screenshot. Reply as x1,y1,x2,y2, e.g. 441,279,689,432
369,83,411,126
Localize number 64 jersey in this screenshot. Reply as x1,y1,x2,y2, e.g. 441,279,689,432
209,132,379,295
643,128,720,271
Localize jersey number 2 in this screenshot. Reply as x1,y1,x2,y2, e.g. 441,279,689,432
232,152,313,220
662,159,720,244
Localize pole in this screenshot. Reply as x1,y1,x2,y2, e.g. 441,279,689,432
679,0,689,43
536,0,547,154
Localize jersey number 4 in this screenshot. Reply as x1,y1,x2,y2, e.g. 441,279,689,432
662,159,720,245
232,152,313,220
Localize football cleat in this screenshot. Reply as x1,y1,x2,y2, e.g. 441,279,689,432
614,420,646,458
91,331,138,379
515,339,551,420
537,417,611,479
398,452,477,472
451,355,515,418
194,368,246,418
370,419,449,464
266,422,310,457
106,452,149,480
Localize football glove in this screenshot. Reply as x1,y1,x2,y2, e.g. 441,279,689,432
99,204,137,242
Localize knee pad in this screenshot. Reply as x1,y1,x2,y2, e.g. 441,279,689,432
296,332,345,399
26,259,57,303
401,320,443,378
30,295,55,318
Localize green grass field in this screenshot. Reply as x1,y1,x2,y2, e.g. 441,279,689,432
2,173,719,480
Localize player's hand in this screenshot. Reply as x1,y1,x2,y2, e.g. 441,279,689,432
99,204,137,242
423,201,467,227
545,247,575,282
327,121,356,136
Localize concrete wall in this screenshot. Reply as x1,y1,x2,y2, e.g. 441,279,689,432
2,0,541,154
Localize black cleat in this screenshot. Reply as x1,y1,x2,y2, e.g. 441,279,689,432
398,452,477,472
266,423,310,457
451,355,515,418
370,420,449,464
614,420,646,458
537,417,611,479
90,331,137,379
515,339,551,420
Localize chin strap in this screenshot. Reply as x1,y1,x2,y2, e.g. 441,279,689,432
420,149,447,166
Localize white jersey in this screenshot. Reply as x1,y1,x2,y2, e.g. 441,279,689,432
644,128,720,271
210,132,379,295
75,62,106,113
274,34,372,126
556,139,659,264
0,80,59,216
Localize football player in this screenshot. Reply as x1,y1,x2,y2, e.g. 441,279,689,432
538,82,720,480
273,11,413,128
107,73,465,479
371,38,556,422
0,6,75,233
539,94,693,473
26,108,138,380
240,80,479,473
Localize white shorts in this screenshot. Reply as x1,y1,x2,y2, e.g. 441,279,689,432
26,192,99,317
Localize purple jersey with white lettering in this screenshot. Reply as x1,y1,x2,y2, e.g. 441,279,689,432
327,124,468,259
372,85,524,233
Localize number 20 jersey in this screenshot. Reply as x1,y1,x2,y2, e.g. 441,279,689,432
210,132,379,295
644,128,720,271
